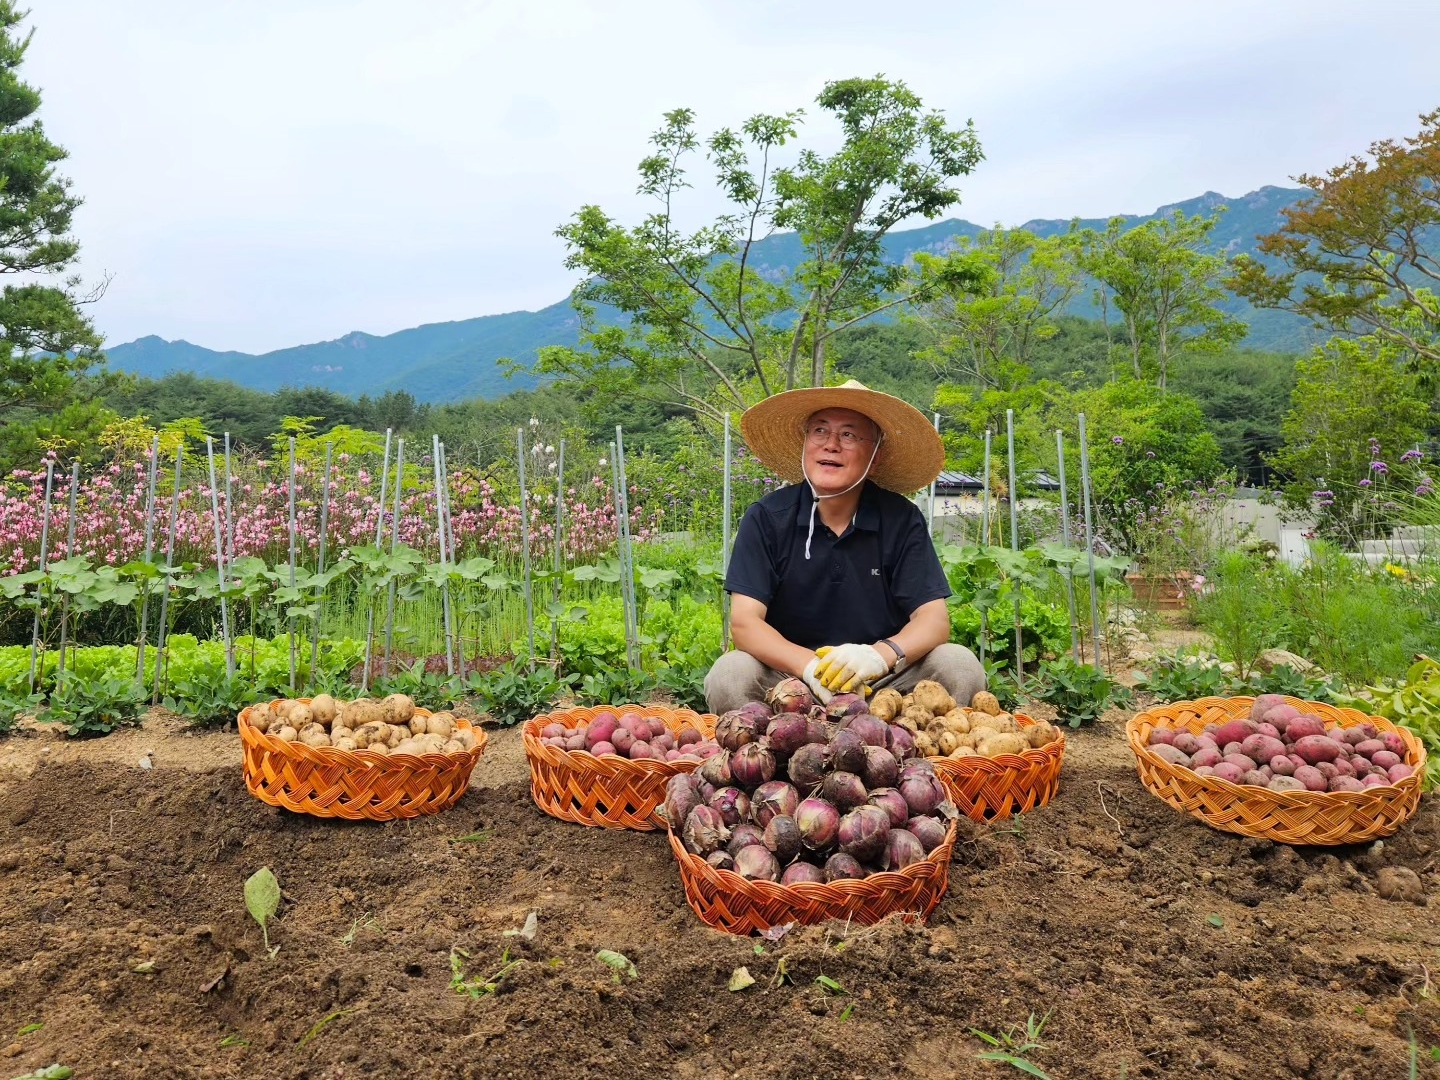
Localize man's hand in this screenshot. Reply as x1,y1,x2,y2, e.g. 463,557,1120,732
801,656,835,705
813,643,889,694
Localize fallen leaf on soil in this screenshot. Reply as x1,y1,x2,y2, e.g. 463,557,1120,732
728,966,755,991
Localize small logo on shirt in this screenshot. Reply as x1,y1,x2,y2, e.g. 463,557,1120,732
871,568,880,576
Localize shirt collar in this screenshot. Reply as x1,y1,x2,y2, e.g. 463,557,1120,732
793,481,881,533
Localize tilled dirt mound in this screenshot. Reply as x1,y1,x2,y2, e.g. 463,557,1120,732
0,728,1438,1080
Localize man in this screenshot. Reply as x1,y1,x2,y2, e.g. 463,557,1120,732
705,379,985,714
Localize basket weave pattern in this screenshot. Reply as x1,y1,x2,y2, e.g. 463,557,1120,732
931,713,1066,822
667,818,958,935
523,705,717,830
1127,696,1426,845
239,702,487,821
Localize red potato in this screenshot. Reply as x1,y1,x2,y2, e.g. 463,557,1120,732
612,728,635,754
1241,734,1287,764
1223,753,1258,773
1330,757,1356,779
1223,742,1245,757
541,723,565,739
1388,763,1415,782
1362,773,1390,788
1250,694,1287,721
564,733,586,751
1284,716,1326,742
1292,736,1342,765
1328,776,1366,793
1315,762,1339,781
585,715,619,747
1382,732,1407,757
1214,720,1257,747
1293,765,1327,791
629,740,655,760
1193,766,1217,777
1148,728,1178,747
1211,762,1245,783
1172,732,1200,755
1269,755,1296,776
1334,727,1368,746
1191,747,1223,769
1268,775,1306,792
1353,739,1386,758
1149,744,1192,767
1288,754,1306,770
590,740,616,757
1241,770,1270,787
1256,723,1281,739
647,717,667,739
1266,704,1301,731
677,727,702,746
1371,750,1402,770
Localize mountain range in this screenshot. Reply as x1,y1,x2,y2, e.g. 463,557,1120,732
104,185,1315,402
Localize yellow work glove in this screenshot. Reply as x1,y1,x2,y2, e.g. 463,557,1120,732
800,656,835,705
812,643,889,695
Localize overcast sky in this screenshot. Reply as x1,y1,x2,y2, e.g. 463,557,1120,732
24,0,1440,355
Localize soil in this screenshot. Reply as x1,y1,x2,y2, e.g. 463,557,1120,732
1,711,1438,1080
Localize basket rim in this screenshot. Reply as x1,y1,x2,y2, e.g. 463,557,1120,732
666,812,959,899
522,703,718,775
1126,694,1426,807
929,710,1066,772
238,701,486,769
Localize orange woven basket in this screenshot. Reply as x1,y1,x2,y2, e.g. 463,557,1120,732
1127,696,1426,846
667,817,959,936
931,713,1066,822
239,700,487,821
523,705,717,830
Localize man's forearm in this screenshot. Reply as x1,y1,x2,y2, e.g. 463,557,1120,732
731,616,815,678
872,600,951,671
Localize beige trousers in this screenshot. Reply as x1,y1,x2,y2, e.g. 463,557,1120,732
703,643,986,716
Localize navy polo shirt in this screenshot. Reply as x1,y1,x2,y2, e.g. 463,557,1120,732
724,481,952,651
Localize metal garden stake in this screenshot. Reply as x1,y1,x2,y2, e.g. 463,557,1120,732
433,435,455,676
136,435,161,688
311,441,332,676
287,436,298,694
552,437,566,662
383,438,405,676
1078,412,1103,668
55,461,80,680
154,447,183,704
722,412,732,652
1006,410,1022,678
26,460,54,693
516,428,535,670
363,428,393,690
205,438,235,679
1056,429,1081,661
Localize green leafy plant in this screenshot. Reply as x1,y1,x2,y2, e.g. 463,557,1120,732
469,658,579,725
1354,656,1440,789
244,866,282,958
9,1066,73,1080
1028,657,1132,727
161,667,253,728
40,670,145,736
372,659,460,712
0,686,42,735
971,1010,1053,1079
1192,550,1282,680
1238,664,1343,704
1134,657,1230,701
596,949,637,982
575,664,663,708
449,946,523,998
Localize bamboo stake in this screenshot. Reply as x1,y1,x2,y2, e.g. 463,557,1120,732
287,436,298,695
383,438,405,676
1006,410,1022,678
721,413,732,652
362,429,393,690
205,438,235,679
551,437,565,663
135,435,161,689
26,460,54,693
154,447,183,704
1056,429,1081,662
1078,413,1103,668
979,430,992,668
311,441,332,676
55,461,80,680
434,435,455,676
517,428,535,670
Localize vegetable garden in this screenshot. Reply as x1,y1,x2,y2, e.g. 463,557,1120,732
1,423,1439,1080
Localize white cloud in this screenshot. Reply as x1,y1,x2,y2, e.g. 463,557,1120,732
22,0,1440,353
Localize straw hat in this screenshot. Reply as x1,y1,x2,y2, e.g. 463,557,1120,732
740,380,944,495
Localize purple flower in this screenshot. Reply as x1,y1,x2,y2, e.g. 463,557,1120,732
1402,449,1425,462
1111,436,1124,445
1359,479,1372,487
1371,461,1389,475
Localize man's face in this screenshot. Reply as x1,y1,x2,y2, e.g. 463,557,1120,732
803,407,881,496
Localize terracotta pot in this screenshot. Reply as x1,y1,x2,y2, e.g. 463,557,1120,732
1125,570,1194,610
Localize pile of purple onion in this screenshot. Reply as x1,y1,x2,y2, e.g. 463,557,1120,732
536,711,723,763
663,677,956,883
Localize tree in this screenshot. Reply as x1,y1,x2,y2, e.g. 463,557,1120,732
1229,108,1440,369
909,227,1085,390
0,2,104,420
527,77,984,424
1077,209,1247,391
1267,335,1431,540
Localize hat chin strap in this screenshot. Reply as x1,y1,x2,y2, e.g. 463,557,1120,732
801,440,881,560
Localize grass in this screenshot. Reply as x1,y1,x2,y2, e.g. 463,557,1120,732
971,1010,1053,1079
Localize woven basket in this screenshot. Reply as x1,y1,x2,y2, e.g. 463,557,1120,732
523,705,717,830
1127,696,1426,845
930,713,1066,822
667,817,959,936
239,700,487,821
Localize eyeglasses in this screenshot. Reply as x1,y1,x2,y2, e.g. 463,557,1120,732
805,424,875,449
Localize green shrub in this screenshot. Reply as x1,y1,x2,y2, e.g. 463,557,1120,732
41,671,145,737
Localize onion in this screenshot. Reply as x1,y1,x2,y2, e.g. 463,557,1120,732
682,805,730,856
867,788,910,828
706,850,734,871
781,861,826,885
898,758,937,784
767,678,815,713
886,725,918,760
660,773,703,829
738,700,773,724
841,713,890,748
823,852,865,881
766,714,813,755
708,786,751,826
825,693,869,720
730,741,777,791
905,815,949,853
699,750,733,787
861,745,899,789
697,780,717,802
716,709,769,752
898,771,948,817
806,715,837,745
751,781,800,827
820,770,868,812
788,743,830,789
829,729,867,775
727,823,767,855
880,828,926,871
763,814,803,863
838,804,892,863
795,797,841,850
732,844,781,882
